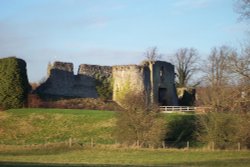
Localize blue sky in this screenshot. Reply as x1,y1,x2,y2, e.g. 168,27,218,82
0,0,247,82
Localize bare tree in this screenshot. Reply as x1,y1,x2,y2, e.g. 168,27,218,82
203,46,232,87
235,0,250,21
199,46,235,111
227,45,250,112
172,48,199,87
197,45,249,112
144,47,162,61
228,46,250,81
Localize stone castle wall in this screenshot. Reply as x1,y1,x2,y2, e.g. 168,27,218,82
36,60,178,106
36,62,111,98
78,64,112,78
51,61,74,72
112,61,178,106
150,61,178,105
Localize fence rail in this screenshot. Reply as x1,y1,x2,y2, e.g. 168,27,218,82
160,106,211,113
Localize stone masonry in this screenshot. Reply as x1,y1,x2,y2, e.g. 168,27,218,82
36,62,111,98
113,61,178,106
36,61,178,106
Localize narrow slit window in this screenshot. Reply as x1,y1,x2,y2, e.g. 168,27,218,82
160,66,164,82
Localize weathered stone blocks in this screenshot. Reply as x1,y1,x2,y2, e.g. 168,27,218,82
112,61,178,106
36,60,178,106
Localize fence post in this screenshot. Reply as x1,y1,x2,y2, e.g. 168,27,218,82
211,142,215,151
44,138,48,147
69,138,72,148
238,142,241,151
136,140,140,147
187,141,189,150
91,138,94,148
162,141,165,149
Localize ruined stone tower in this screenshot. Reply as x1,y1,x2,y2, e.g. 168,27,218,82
112,61,178,106
36,60,178,106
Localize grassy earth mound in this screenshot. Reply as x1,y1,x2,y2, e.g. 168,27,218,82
0,109,116,145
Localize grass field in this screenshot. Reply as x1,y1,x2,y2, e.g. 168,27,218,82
0,147,250,167
0,108,196,146
0,108,116,145
1,108,249,166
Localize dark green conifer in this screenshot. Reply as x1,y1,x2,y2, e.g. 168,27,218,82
0,57,30,109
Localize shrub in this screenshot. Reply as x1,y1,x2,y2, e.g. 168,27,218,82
237,114,250,149
196,112,242,149
0,57,30,109
165,114,197,148
114,92,167,148
94,73,113,100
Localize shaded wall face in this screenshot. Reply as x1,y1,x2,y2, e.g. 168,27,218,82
36,63,100,98
152,62,178,106
38,69,98,98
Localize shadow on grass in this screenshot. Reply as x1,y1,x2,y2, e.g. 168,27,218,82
165,114,198,148
1,158,250,167
0,161,152,167
173,158,250,167
0,145,84,156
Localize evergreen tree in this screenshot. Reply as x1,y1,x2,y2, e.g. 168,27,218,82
0,57,30,110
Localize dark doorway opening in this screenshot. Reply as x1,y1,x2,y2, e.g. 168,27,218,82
158,88,167,105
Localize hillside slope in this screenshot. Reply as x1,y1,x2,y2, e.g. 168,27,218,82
0,109,116,145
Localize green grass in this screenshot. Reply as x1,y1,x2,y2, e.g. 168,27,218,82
0,109,250,166
0,147,249,167
0,108,198,147
0,109,197,145
0,108,116,145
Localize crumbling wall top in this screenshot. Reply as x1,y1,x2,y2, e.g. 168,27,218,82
78,64,112,77
52,61,74,73
112,64,145,71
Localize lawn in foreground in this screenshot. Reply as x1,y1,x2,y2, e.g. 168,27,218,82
0,147,250,167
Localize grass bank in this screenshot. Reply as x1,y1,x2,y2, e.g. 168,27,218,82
0,109,116,145
0,108,196,146
0,109,249,166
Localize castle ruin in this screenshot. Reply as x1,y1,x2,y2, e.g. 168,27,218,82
36,61,178,106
